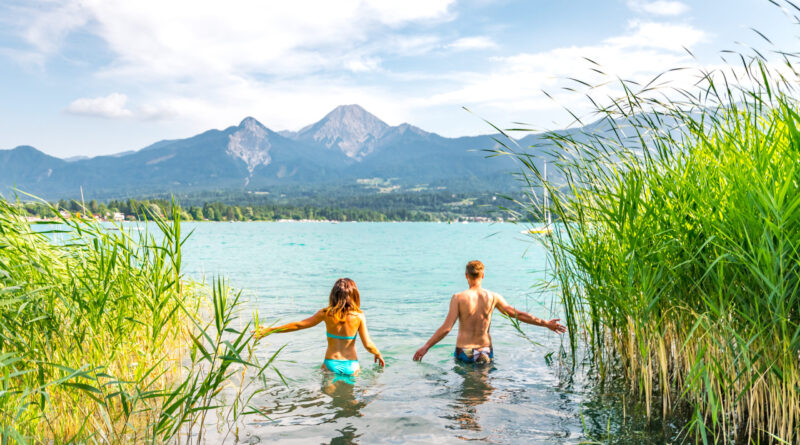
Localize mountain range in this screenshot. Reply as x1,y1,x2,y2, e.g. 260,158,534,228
0,104,554,200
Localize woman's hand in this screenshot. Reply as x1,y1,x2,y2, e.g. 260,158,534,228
252,326,269,340
413,346,429,361
374,353,385,368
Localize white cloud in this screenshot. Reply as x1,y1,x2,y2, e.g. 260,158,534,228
384,34,443,56
17,0,455,81
9,0,717,141
414,20,710,129
8,0,458,129
21,1,90,54
627,1,689,16
138,102,181,121
362,0,455,25
65,93,132,118
345,57,381,73
0,47,45,71
605,21,706,51
447,36,497,51
55,15,711,135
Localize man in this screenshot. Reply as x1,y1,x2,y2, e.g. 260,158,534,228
413,260,567,364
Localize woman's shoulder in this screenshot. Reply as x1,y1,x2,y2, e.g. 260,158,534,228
319,308,361,320
344,310,364,323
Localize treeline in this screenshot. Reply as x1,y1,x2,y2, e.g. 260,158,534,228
156,190,522,219
17,197,490,222
13,187,532,221
171,201,438,222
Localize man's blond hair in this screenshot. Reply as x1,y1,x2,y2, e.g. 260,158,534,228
466,260,484,279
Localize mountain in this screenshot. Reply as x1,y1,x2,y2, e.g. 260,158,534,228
0,146,68,196
295,104,390,160
0,105,555,200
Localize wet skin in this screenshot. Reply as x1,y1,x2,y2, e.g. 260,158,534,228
256,310,385,372
413,272,566,361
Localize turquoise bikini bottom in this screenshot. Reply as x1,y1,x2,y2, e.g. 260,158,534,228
323,359,360,376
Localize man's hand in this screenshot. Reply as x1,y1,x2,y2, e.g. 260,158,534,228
545,319,567,334
413,346,429,361
374,354,385,367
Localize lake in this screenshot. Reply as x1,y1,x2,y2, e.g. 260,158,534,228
179,222,664,444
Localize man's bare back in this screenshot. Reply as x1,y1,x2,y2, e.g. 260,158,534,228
453,288,496,349
413,261,566,363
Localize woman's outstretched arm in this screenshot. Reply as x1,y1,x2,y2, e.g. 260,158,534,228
358,314,385,367
254,309,325,339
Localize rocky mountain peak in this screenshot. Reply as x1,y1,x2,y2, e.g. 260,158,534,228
324,104,385,123
238,116,264,129
227,117,272,176
297,104,389,160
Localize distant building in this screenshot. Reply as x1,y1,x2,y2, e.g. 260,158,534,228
112,212,125,222
59,210,71,219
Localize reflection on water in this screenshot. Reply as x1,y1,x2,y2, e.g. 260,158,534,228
322,377,369,445
446,363,495,435
322,377,367,444
322,378,367,419
256,373,373,445
330,425,359,445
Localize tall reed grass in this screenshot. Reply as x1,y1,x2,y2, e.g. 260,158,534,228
495,35,800,443
0,197,278,443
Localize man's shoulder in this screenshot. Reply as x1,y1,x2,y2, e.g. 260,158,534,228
484,289,502,302
448,291,466,307
452,289,496,299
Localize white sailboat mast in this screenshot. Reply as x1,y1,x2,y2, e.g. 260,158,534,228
543,161,551,226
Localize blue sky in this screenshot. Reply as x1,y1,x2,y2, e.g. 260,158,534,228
0,0,795,157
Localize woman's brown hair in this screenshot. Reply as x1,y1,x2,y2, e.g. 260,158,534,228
326,278,362,321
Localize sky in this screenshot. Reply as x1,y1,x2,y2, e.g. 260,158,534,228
0,0,797,158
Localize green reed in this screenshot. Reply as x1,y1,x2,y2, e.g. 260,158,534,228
494,40,800,443
0,197,279,443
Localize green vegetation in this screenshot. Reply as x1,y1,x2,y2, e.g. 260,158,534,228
18,191,518,222
0,197,280,443
501,35,800,443
500,45,800,442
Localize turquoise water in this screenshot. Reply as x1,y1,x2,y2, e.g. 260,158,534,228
178,222,651,444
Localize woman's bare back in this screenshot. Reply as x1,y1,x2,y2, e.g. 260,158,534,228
323,312,361,360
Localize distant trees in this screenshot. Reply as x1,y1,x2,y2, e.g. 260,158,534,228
17,190,521,222
189,206,204,221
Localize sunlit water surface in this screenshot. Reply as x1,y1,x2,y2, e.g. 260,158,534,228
173,222,666,444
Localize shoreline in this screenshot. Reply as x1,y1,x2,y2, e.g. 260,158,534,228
24,216,512,224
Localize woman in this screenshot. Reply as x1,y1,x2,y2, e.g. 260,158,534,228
255,278,384,376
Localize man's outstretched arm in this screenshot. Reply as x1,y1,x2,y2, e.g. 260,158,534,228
495,294,566,333
413,295,459,361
